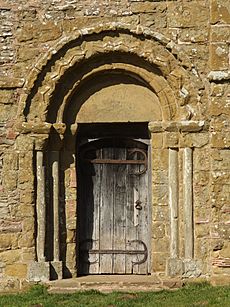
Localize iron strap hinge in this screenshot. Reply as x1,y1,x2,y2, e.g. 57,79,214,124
80,239,148,266
87,249,146,255
82,148,148,175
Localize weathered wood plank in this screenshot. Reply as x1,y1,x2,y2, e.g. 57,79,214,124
126,163,138,274
136,161,149,274
99,147,113,273
132,160,141,275
113,148,126,274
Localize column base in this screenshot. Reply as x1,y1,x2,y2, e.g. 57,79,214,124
183,259,202,278
28,261,50,282
50,261,63,280
166,258,203,278
64,261,77,278
166,258,184,277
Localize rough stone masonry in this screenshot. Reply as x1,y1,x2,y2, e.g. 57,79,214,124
0,0,229,291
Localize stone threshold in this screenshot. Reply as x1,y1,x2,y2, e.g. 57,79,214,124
46,275,183,293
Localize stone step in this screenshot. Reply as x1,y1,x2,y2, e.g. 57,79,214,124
47,275,183,293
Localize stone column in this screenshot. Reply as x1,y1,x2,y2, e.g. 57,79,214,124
36,150,46,262
28,133,50,282
167,148,183,276
169,148,179,258
50,149,63,279
51,151,60,262
183,147,194,259
49,124,66,280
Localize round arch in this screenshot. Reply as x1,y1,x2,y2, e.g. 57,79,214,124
17,23,205,126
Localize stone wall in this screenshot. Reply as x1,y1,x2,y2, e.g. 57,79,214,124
0,0,229,291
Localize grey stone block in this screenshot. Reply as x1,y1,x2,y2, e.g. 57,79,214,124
183,259,202,278
166,258,184,277
27,261,50,282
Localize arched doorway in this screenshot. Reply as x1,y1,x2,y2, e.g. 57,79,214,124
77,124,151,275
18,27,206,282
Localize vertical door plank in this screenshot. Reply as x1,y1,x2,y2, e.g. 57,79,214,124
126,147,149,274
113,148,126,274
136,160,149,274
125,158,138,274
132,161,141,275
99,147,114,273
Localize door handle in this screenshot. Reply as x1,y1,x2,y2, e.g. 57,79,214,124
135,200,142,210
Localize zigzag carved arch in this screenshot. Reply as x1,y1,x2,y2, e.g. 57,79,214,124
18,23,204,124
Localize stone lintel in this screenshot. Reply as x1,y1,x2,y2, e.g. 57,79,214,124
50,261,63,280
28,261,50,282
148,121,207,133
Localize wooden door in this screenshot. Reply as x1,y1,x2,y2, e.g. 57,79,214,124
77,138,150,275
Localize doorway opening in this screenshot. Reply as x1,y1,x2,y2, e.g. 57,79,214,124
76,123,151,275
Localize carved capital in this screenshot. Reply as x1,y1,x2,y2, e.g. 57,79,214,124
34,134,49,150
52,123,66,135
17,122,52,134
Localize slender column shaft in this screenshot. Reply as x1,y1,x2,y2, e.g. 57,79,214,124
169,148,179,258
51,151,60,262
36,151,46,262
183,147,194,259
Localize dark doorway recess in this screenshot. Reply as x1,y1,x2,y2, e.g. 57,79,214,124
77,122,150,140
